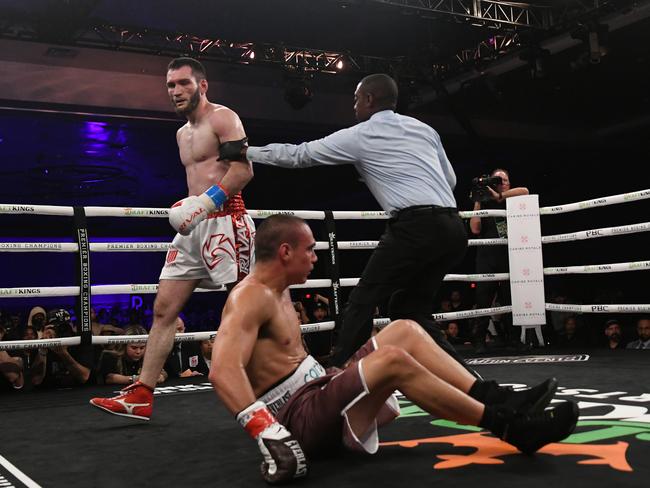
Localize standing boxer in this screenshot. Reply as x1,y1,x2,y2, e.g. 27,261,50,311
91,57,254,420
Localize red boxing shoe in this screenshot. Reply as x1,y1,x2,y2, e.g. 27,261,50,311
90,381,154,421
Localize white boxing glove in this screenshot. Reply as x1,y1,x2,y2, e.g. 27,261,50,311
169,184,228,235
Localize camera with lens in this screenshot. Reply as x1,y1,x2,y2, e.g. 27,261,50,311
45,309,74,338
470,175,503,202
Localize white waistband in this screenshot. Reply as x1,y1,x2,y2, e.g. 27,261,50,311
258,355,326,416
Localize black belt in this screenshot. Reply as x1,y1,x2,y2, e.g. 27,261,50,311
394,205,458,219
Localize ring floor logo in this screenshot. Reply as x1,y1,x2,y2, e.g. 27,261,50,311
381,384,650,472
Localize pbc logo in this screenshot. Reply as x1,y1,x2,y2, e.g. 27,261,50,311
203,233,235,270
520,235,529,244
524,301,532,309
518,203,527,210
522,268,530,277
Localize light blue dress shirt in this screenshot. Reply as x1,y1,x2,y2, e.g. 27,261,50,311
246,110,457,215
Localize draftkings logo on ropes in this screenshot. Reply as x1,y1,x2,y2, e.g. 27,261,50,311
382,386,650,473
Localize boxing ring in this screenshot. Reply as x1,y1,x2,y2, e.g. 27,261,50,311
1,189,650,487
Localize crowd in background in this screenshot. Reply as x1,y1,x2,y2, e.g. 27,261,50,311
1,283,648,393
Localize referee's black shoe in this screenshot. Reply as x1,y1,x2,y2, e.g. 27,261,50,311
471,378,558,413
499,400,579,454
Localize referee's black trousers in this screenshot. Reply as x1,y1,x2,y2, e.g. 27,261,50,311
330,206,473,374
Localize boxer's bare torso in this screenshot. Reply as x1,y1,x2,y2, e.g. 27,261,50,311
176,103,245,196
224,277,308,396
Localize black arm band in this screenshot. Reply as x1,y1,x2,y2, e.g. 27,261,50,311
218,137,249,161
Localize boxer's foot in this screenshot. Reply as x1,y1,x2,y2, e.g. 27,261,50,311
90,381,153,420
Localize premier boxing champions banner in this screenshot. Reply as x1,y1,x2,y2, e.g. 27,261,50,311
506,195,546,326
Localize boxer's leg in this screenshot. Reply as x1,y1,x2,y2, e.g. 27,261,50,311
138,279,200,386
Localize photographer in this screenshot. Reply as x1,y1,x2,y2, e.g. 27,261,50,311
469,169,528,352
31,309,92,388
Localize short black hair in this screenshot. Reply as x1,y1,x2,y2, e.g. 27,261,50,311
359,73,398,110
255,215,307,262
167,57,207,81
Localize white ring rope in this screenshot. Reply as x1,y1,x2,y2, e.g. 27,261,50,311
541,221,650,244
2,188,648,219
1,188,649,351
0,324,337,351
546,303,650,314
538,189,650,215
3,300,650,351
1,220,648,254
0,239,510,252
3,256,650,298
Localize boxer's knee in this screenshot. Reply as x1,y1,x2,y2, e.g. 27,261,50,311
152,298,181,327
370,344,417,382
384,319,427,345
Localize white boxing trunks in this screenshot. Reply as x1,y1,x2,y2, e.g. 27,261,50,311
160,194,255,287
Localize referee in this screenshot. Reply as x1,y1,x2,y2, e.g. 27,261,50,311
228,73,471,372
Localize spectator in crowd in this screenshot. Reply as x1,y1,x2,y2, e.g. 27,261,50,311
31,309,92,389
194,337,214,375
438,296,452,313
293,301,310,325
305,301,333,361
91,307,125,336
547,291,573,337
99,325,167,385
0,325,24,390
448,289,471,341
626,317,650,350
449,289,466,312
27,306,47,338
164,317,206,378
1,312,22,341
311,302,330,323
13,326,39,373
603,319,625,350
469,168,528,353
556,316,587,348
444,321,468,346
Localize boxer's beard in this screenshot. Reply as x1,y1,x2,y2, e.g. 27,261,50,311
173,89,200,116
610,333,621,342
